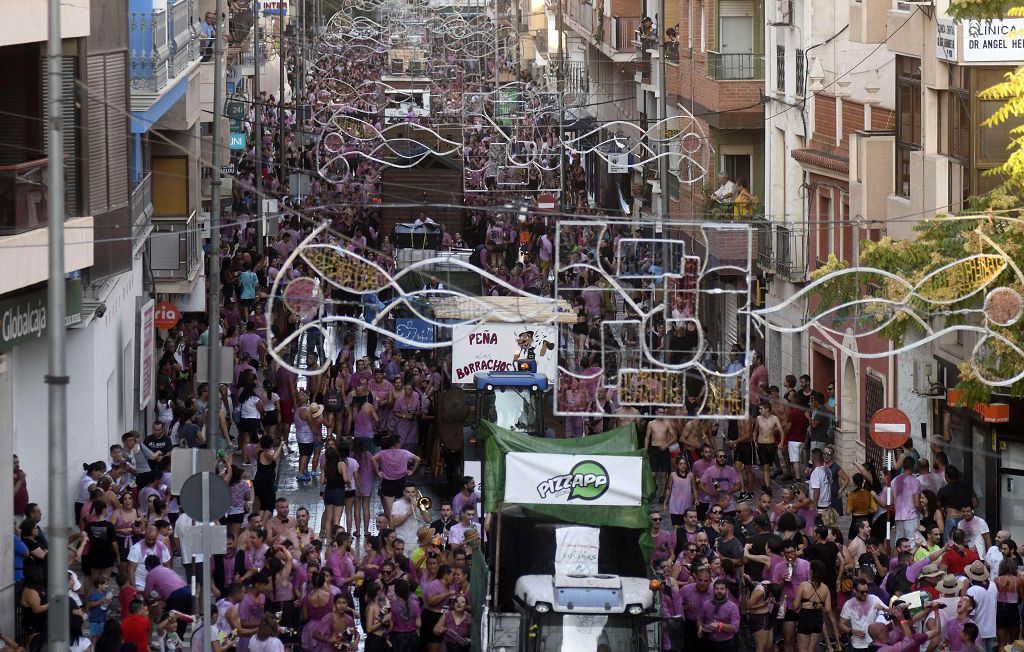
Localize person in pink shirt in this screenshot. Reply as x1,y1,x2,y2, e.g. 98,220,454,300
143,556,192,635
890,457,922,543
679,567,713,648
373,436,421,517
771,540,811,652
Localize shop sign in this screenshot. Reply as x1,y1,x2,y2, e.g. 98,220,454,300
449,323,557,383
229,133,246,150
0,278,83,353
937,19,957,62
260,0,287,15
394,318,433,349
964,19,1024,63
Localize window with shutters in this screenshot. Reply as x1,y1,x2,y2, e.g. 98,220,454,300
86,53,130,216
41,55,81,217
895,56,921,198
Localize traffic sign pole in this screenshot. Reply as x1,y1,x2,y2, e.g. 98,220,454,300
202,471,212,651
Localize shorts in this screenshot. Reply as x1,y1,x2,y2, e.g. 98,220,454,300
648,446,671,473
997,601,1021,628
297,441,316,457
240,298,255,310
324,486,347,507
346,489,356,499
787,441,803,463
748,612,773,633
755,443,776,466
380,476,407,499
239,417,263,435
279,399,295,424
420,610,443,644
796,609,823,635
90,620,106,637
262,410,279,426
221,512,245,525
784,606,799,622
735,442,754,465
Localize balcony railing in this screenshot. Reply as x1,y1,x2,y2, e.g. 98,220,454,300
707,51,763,80
0,158,49,236
129,9,170,93
605,15,640,52
755,221,808,282
131,173,153,249
167,0,200,79
151,210,201,281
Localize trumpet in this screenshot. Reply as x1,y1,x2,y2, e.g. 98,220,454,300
416,491,432,516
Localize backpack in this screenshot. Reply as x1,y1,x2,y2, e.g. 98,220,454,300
885,565,913,596
325,382,343,413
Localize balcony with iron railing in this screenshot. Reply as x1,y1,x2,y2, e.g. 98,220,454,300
0,158,49,236
755,221,809,282
130,173,154,253
707,51,764,80
130,0,202,112
604,15,640,52
150,209,202,290
227,6,254,49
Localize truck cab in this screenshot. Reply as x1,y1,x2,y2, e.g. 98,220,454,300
474,370,549,437
487,573,659,652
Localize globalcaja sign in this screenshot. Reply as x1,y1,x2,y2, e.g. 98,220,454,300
0,278,83,353
503,453,643,506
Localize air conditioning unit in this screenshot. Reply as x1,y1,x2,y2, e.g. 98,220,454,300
900,0,933,4
391,58,404,74
913,360,935,394
770,0,792,25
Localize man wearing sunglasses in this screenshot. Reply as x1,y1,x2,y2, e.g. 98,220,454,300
699,449,741,515
839,578,887,650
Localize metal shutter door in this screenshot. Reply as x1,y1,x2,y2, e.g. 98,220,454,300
105,52,130,208
86,54,109,214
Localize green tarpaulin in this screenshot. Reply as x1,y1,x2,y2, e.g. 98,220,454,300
479,420,655,530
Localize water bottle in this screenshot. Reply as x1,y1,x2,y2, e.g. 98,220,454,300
165,631,181,651
776,600,786,620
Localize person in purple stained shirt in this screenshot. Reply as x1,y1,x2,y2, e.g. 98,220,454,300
649,510,677,567
389,578,422,652
699,450,741,513
680,567,713,649
698,579,741,650
373,435,421,517
891,456,923,543
771,540,811,652
143,556,192,636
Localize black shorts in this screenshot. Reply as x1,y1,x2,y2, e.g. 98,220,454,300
324,486,347,506
238,417,263,435
748,612,773,633
380,476,407,499
796,609,823,635
997,601,1021,628
784,606,799,622
648,446,671,473
755,443,776,466
221,512,245,525
262,411,279,426
420,609,443,644
735,442,754,465
297,441,316,457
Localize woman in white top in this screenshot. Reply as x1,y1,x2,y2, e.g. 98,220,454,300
237,379,265,451
260,378,281,442
75,461,106,518
248,612,286,652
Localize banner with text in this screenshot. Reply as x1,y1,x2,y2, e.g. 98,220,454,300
554,526,600,576
503,453,644,507
450,323,557,383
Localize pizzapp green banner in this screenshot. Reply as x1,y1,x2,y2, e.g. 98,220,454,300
479,420,655,530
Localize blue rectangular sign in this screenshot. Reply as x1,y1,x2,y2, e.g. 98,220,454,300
395,318,434,349
229,132,246,150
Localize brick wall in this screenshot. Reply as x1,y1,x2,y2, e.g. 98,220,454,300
871,107,895,131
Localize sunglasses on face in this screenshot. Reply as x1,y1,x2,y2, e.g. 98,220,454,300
651,517,661,522
686,548,697,553
711,510,722,515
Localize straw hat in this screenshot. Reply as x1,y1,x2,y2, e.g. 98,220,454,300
965,560,990,582
463,528,480,544
936,574,962,596
1003,640,1024,652
417,526,436,546
919,563,943,579
308,403,325,419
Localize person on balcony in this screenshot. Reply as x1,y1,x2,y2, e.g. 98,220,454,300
200,12,217,62
711,173,736,205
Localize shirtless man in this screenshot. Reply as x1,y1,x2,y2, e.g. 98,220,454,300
645,409,676,501
731,414,755,500
680,418,711,459
768,387,790,478
267,498,296,544
286,507,317,553
235,512,265,552
615,405,642,430
754,403,785,492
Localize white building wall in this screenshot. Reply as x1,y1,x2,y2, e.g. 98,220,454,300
11,262,143,527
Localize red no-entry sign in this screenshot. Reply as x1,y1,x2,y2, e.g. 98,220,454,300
536,194,557,212
869,407,911,449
